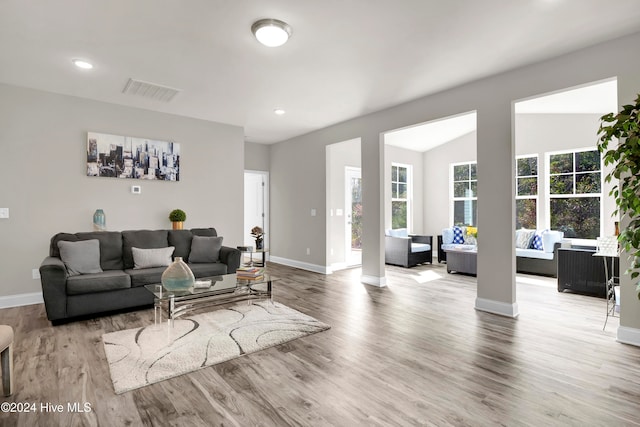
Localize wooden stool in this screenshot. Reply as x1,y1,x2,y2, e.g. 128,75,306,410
0,325,14,396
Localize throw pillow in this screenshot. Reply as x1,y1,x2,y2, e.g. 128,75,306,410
515,229,536,249
442,228,454,245
529,229,547,251
452,226,465,244
189,236,223,263
131,247,175,269
57,239,103,276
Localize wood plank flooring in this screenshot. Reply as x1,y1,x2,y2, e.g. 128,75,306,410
1,262,639,426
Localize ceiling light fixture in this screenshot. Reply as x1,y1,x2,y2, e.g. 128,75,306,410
274,108,286,115
72,59,93,69
251,19,292,47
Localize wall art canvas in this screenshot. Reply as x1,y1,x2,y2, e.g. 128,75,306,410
87,132,180,181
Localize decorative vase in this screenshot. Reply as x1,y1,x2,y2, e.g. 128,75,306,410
161,257,195,291
93,209,106,231
255,237,263,250
172,221,184,230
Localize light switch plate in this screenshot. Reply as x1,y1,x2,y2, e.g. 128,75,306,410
311,209,316,217
0,208,9,219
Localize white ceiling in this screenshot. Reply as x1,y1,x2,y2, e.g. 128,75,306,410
385,79,618,153
1,1,639,144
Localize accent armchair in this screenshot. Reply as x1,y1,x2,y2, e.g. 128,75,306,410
384,229,433,268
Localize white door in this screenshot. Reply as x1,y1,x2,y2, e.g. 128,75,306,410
244,171,269,254
345,167,362,266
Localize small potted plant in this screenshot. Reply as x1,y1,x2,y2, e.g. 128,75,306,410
251,226,264,249
169,209,187,230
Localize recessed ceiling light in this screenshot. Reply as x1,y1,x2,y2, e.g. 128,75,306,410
274,109,286,115
251,19,292,47
72,59,93,69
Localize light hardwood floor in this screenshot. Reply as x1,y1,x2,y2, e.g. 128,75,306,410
1,262,639,426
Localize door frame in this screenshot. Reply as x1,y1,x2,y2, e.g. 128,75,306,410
244,170,269,256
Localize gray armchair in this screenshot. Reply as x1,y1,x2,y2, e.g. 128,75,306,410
384,229,433,267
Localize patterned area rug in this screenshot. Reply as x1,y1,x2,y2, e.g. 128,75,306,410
102,301,330,394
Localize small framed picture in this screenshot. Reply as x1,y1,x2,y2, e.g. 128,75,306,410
131,185,141,194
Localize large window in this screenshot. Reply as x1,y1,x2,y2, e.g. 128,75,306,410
452,162,477,226
391,164,411,229
516,155,538,229
548,149,601,239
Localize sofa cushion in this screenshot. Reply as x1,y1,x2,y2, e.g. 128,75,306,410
57,239,103,276
452,226,465,244
442,228,454,244
542,230,564,253
66,270,131,295
168,230,193,261
441,243,476,252
125,267,167,287
51,231,123,270
132,247,174,269
191,228,218,237
122,230,169,269
515,228,536,249
387,228,408,238
411,243,431,253
189,236,223,263
516,248,554,260
187,262,228,277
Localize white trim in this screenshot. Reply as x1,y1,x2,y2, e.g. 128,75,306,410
268,256,330,274
330,262,349,272
617,326,640,348
0,291,44,309
475,298,520,318
361,275,387,287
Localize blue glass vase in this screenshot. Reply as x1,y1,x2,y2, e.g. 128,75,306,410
161,257,195,291
93,209,106,231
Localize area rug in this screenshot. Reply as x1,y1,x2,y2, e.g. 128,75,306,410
102,301,330,394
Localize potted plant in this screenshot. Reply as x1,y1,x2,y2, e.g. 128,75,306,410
169,209,187,230
251,226,264,250
597,93,640,299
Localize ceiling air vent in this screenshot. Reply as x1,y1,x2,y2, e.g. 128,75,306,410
122,78,181,102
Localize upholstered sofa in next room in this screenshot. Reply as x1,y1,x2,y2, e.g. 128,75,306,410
39,228,240,324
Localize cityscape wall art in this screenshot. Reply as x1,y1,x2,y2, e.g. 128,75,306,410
87,132,180,181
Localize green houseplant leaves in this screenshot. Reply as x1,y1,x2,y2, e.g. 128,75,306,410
597,93,640,299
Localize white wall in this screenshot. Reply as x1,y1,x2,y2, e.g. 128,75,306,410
0,83,244,300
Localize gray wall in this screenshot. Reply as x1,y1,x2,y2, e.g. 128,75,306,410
0,83,244,300
244,141,270,171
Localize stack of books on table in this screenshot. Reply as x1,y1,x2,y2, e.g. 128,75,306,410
236,267,265,281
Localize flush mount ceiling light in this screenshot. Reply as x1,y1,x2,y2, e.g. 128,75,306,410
72,59,93,69
274,108,286,115
251,19,292,47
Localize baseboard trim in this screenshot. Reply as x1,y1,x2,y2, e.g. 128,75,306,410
475,297,519,318
361,275,387,287
0,291,44,309
269,256,330,274
617,326,640,347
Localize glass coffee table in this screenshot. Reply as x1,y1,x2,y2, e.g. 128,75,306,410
144,273,275,326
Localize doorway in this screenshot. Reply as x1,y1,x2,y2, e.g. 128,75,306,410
345,167,362,266
244,171,269,257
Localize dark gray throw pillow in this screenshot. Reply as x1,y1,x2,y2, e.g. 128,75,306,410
57,239,103,276
189,236,223,263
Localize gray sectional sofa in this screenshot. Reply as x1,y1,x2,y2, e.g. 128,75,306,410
39,228,240,323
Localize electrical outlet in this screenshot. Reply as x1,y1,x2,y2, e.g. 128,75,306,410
32,268,40,279
306,248,310,255
0,208,9,219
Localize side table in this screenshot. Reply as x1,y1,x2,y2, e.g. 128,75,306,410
237,246,255,266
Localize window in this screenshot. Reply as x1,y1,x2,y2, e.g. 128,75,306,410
452,162,477,226
516,155,538,229
548,149,601,239
391,164,411,229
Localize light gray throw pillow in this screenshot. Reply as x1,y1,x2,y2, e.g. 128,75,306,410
189,236,223,263
131,247,175,269
57,239,103,276
515,229,536,249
